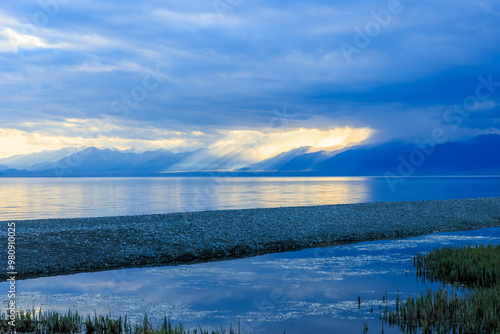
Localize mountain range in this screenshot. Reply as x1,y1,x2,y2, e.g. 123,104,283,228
1,134,499,177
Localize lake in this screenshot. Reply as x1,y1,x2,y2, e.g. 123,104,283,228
3,176,500,333
5,227,500,333
1,176,500,220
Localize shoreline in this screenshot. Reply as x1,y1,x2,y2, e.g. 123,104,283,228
2,197,500,280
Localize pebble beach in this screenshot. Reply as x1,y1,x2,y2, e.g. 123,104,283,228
2,197,500,280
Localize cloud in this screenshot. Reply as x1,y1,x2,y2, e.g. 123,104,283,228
67,61,147,73
0,120,200,159
0,28,49,53
151,9,242,27
0,0,498,155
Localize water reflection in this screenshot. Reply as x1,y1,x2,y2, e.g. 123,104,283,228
4,228,500,334
0,177,373,220
1,176,499,221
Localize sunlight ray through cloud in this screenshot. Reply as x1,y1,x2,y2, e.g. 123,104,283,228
168,127,373,171
213,127,373,161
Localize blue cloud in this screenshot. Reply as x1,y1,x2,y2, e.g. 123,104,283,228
0,0,499,154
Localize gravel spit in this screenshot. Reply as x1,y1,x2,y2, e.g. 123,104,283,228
1,197,499,280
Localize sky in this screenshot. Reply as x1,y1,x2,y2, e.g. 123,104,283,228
0,0,499,161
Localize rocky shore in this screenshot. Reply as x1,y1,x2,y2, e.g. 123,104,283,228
2,197,500,280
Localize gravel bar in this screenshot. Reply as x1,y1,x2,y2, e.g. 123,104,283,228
2,197,500,280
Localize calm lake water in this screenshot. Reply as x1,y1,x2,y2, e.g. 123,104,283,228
1,176,500,220
3,177,500,333
4,227,500,334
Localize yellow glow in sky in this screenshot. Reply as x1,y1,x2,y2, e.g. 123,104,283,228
0,128,187,159
211,127,373,162
0,126,373,166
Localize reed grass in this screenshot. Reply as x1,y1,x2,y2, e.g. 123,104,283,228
414,244,500,288
0,309,244,334
384,244,500,333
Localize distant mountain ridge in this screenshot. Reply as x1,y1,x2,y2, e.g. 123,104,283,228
315,134,500,176
47,147,195,176
0,147,192,177
0,147,85,170
0,134,499,177
241,134,500,175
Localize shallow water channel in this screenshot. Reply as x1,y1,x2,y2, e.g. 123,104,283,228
3,227,500,333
